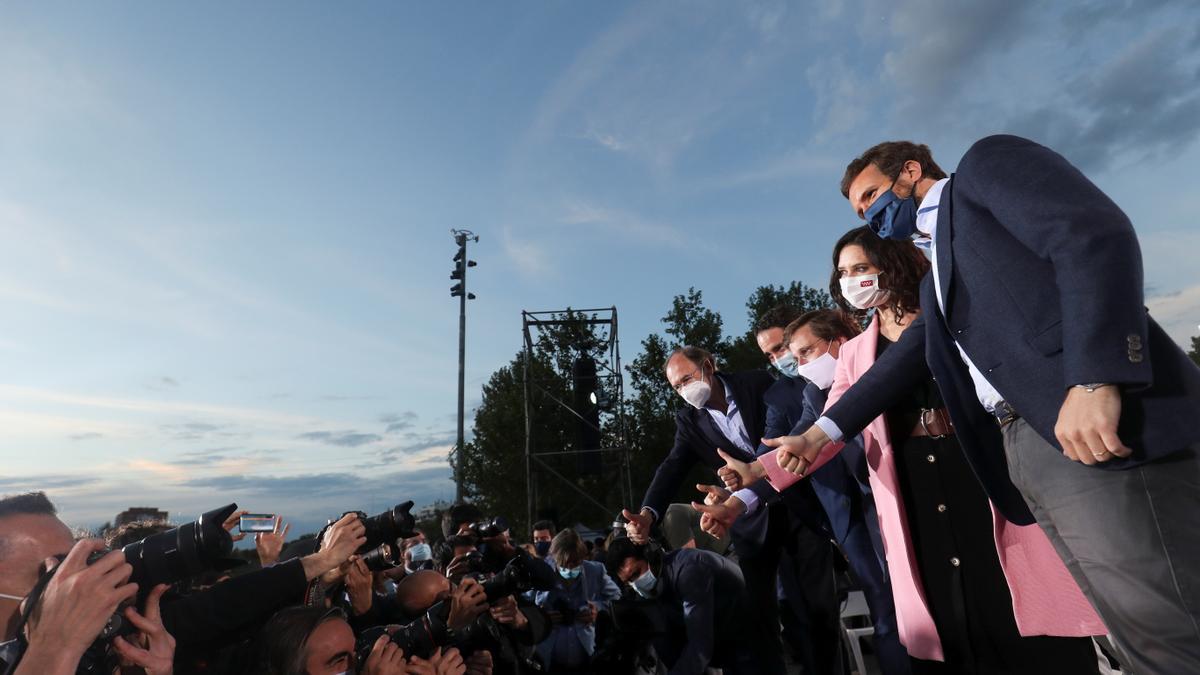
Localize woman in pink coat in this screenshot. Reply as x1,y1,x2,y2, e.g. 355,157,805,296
757,228,1105,674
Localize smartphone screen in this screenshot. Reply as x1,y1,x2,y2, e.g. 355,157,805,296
239,513,277,533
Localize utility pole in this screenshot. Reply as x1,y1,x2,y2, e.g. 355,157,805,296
450,229,477,502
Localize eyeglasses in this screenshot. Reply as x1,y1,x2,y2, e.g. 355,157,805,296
791,339,829,363
671,367,703,393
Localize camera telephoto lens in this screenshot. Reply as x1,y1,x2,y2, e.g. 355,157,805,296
121,503,239,590
360,501,418,550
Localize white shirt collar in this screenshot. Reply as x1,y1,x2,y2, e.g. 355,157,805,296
915,177,950,238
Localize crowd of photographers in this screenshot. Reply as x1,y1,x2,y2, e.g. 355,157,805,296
0,491,731,675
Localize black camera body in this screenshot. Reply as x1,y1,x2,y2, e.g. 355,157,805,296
357,553,555,661
322,501,417,569
467,516,509,540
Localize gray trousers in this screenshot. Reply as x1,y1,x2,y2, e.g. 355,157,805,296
1003,418,1200,675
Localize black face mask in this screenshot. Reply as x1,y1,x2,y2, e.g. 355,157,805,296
534,541,551,557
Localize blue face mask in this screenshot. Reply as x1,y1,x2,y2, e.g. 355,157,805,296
558,565,582,580
771,351,800,378
534,541,551,558
865,184,919,240
630,567,658,598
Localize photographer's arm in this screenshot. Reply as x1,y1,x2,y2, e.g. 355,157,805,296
161,514,365,647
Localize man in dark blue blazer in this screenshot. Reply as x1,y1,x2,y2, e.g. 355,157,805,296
622,345,817,675
607,538,757,675
769,136,1200,673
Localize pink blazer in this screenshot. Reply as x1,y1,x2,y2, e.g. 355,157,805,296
760,315,1104,661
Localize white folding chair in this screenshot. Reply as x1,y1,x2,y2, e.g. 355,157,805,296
840,590,874,675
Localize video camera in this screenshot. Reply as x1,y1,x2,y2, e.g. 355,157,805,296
356,552,555,660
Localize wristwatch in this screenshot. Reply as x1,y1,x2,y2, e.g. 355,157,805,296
1074,382,1111,393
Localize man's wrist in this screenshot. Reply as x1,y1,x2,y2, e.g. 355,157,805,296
16,640,86,675
301,551,336,581
1073,382,1113,393
639,507,656,524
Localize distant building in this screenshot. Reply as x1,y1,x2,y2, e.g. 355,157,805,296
114,507,168,527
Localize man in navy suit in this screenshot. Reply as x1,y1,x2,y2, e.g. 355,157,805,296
768,136,1200,673
622,345,825,675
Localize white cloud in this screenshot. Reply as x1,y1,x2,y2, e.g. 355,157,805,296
1146,285,1200,347
561,201,689,250
501,226,553,278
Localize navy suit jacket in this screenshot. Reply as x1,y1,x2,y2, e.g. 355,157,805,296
760,376,846,538
824,135,1200,525
640,370,777,556
657,548,749,675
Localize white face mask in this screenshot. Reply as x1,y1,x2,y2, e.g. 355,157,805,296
796,351,838,390
839,273,889,310
677,365,712,409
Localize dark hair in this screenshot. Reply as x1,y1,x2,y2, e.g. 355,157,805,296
440,502,482,539
604,537,646,579
256,606,348,675
106,520,172,549
752,304,803,335
840,141,948,198
829,226,929,324
662,345,715,376
783,309,861,346
550,528,587,567
0,492,57,519
531,520,556,535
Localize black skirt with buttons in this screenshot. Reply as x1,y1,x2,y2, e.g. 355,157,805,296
878,336,1098,675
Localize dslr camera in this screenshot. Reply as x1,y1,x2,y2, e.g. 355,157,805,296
357,552,555,661
320,500,418,571
2,504,242,674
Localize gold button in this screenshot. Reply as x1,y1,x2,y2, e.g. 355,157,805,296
937,504,947,513
950,557,961,567
926,454,936,463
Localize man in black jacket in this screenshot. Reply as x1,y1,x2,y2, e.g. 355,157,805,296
622,346,798,675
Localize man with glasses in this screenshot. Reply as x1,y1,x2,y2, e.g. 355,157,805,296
622,345,789,675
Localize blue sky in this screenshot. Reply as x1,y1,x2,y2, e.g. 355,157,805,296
2,1,1198,534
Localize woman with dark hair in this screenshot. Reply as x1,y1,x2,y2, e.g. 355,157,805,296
750,226,1106,674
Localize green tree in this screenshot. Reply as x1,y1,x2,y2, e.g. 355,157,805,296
724,282,835,372
1189,335,1200,367
457,310,621,535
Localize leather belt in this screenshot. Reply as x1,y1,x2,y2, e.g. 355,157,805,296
993,400,1020,428
911,407,954,438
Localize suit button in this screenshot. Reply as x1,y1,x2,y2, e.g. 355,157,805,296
950,557,961,567
937,504,947,513
1129,352,1144,363
926,454,936,463
1127,334,1141,345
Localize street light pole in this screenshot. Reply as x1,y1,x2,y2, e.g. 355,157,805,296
450,229,477,502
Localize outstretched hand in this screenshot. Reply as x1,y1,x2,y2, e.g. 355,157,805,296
762,427,827,476
690,488,745,540
716,449,764,491
621,508,653,544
